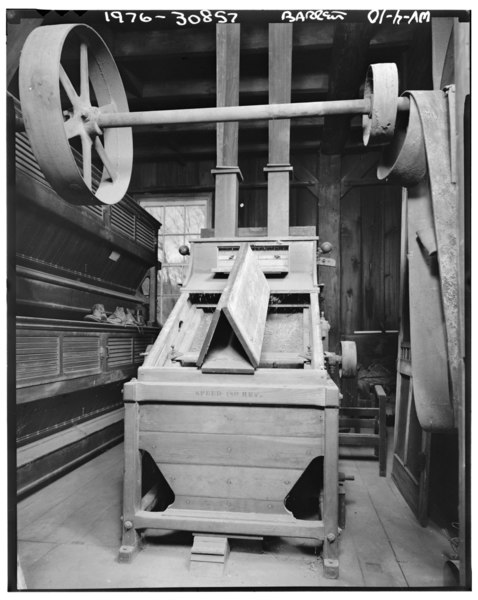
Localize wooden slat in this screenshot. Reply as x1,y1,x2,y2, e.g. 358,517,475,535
139,404,323,437
339,433,379,446
340,418,376,429
140,432,323,469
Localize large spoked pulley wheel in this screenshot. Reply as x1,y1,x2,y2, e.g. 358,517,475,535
19,24,133,205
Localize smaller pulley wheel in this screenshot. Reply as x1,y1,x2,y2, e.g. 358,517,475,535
363,63,399,147
340,341,357,378
19,24,133,205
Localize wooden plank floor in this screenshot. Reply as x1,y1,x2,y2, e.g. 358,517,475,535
17,430,450,589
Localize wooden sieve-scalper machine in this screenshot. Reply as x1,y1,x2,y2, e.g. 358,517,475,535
119,25,343,579
17,19,414,580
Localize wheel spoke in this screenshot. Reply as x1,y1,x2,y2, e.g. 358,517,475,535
94,138,116,182
59,65,80,109
81,133,93,189
80,42,90,104
63,115,81,139
98,102,117,114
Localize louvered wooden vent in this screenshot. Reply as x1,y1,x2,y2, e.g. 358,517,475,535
63,337,101,373
135,218,156,251
108,338,133,367
16,336,60,382
111,204,135,238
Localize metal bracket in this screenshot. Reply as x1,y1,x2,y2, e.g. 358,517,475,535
317,256,336,267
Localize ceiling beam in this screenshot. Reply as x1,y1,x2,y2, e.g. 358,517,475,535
133,134,371,162
138,72,328,103
105,21,414,60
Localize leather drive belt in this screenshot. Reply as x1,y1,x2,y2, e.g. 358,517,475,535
378,90,459,432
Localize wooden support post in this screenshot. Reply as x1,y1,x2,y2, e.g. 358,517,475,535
374,384,388,477
321,23,374,155
119,402,142,562
147,265,157,326
213,24,241,237
266,23,293,237
318,154,341,349
323,400,339,579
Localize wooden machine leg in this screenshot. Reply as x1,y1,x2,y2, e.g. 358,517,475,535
118,401,142,562
323,404,339,579
374,384,388,477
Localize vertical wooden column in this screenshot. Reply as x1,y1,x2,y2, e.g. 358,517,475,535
119,401,142,562
265,23,293,237
213,24,242,237
147,265,157,325
323,391,339,579
318,153,341,349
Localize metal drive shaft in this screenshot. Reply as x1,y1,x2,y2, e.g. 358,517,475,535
97,97,410,129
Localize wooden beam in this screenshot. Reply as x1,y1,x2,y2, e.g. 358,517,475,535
133,136,370,162
321,23,374,155
139,72,328,104
266,23,293,237
318,154,341,349
214,24,241,236
108,21,415,59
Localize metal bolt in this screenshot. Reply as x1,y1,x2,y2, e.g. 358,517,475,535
124,520,133,530
326,533,336,543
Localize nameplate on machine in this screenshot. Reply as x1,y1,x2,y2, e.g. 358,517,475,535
213,244,289,274
195,389,263,399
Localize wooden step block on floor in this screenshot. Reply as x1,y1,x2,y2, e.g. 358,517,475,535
190,534,230,576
